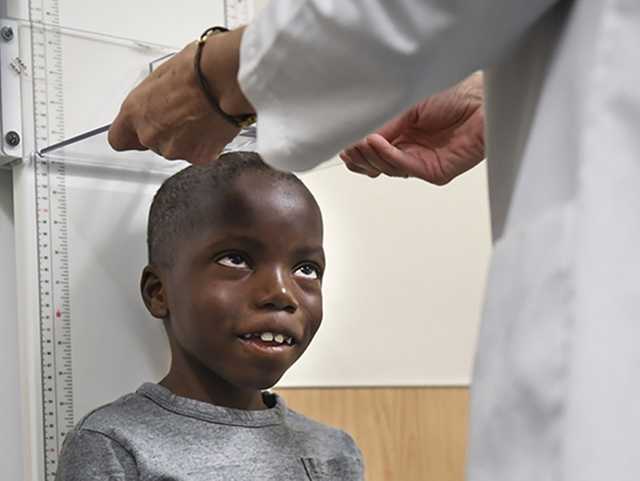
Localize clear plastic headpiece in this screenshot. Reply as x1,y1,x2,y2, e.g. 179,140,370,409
221,125,257,154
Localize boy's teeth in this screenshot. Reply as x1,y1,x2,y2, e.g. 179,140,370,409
241,332,294,345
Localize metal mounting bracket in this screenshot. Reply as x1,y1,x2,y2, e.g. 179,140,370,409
0,19,24,165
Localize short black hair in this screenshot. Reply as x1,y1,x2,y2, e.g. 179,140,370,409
147,151,311,267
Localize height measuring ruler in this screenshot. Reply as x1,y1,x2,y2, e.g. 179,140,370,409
29,0,71,479
27,1,253,479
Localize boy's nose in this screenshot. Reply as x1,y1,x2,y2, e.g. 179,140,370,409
254,267,298,313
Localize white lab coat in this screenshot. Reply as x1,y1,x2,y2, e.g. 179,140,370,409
239,1,640,480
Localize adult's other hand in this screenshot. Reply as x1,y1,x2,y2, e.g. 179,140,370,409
340,72,485,185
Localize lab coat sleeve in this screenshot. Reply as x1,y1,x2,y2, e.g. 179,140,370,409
238,0,560,172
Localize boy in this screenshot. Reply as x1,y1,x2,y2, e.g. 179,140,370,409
56,152,364,481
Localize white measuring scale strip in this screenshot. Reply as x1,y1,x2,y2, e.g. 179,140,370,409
29,0,71,478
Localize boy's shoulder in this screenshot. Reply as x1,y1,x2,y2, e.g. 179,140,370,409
281,405,364,477
73,385,159,438
283,404,362,458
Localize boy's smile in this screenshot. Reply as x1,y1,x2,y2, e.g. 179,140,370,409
142,171,324,409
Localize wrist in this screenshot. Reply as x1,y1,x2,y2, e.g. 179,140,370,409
200,27,255,117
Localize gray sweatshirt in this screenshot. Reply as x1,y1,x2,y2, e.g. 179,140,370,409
55,383,364,481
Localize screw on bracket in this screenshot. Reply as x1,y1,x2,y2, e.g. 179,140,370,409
1,26,14,42
5,131,21,147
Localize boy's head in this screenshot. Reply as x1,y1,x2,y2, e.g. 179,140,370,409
141,152,324,395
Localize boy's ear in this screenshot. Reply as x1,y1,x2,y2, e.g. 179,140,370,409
140,265,169,319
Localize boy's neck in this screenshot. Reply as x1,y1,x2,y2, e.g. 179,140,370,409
161,356,267,411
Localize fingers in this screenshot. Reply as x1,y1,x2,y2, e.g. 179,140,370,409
146,137,219,164
375,110,411,144
366,134,430,180
341,152,379,177
108,104,229,164
357,137,409,178
340,144,380,178
108,109,147,152
340,135,412,179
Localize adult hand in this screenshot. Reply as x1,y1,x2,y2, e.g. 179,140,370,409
340,72,485,185
108,28,253,164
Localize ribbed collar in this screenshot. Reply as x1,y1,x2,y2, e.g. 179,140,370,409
137,383,287,428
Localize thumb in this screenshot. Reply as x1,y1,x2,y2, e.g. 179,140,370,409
108,113,147,152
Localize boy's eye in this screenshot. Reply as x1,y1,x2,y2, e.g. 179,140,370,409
216,254,250,269
294,263,321,280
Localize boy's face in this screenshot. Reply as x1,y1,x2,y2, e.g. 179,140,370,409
148,173,324,392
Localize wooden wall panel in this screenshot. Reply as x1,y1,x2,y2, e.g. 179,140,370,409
276,387,469,481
